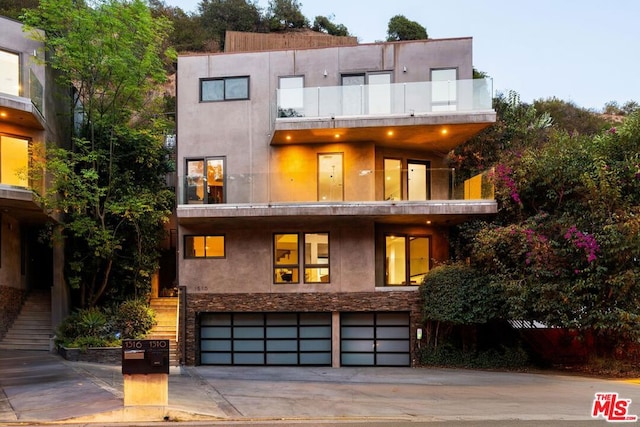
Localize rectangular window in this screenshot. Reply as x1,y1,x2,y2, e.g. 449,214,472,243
184,235,225,258
408,160,431,201
318,153,343,201
274,232,330,284
278,76,304,117
384,158,402,201
0,49,20,96
200,76,249,102
304,233,329,283
274,233,299,283
0,135,29,187
385,234,430,285
185,157,225,204
431,68,457,111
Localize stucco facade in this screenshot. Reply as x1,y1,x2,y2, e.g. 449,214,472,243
0,16,69,338
176,38,496,367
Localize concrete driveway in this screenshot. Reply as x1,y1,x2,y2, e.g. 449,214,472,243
1,351,639,423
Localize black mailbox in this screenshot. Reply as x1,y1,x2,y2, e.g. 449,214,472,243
122,339,170,375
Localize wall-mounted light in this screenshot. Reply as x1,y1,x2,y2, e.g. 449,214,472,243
403,66,407,73
323,69,328,77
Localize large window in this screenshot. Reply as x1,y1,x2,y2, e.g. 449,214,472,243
274,232,330,284
200,76,249,102
185,157,225,204
341,72,391,115
184,235,225,258
0,49,20,96
383,158,431,201
0,135,29,187
318,153,343,201
278,76,304,117
385,234,430,285
431,68,457,111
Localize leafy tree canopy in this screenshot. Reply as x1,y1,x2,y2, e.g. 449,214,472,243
199,0,262,51
386,14,427,41
312,15,349,37
23,0,175,307
0,0,38,20
266,0,308,31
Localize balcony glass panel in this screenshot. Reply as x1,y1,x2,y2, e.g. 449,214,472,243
276,78,492,119
178,169,493,205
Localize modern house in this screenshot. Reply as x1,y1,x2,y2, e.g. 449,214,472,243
0,16,69,351
175,36,496,367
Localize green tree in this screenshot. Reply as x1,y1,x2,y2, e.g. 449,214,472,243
471,113,640,354
266,0,308,31
199,0,262,51
312,15,349,36
534,97,610,136
0,0,38,20
149,0,209,53
386,14,427,41
23,0,175,307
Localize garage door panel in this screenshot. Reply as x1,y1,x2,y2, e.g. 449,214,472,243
267,353,298,365
340,312,410,367
342,353,374,366
201,352,232,364
300,326,331,338
201,340,230,351
267,340,298,351
377,326,410,339
300,353,331,365
201,327,231,339
266,326,297,338
376,339,410,352
300,339,331,352
200,312,331,366
377,353,410,366
234,327,264,339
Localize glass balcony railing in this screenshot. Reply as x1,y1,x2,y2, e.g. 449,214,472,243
276,78,493,119
178,169,494,206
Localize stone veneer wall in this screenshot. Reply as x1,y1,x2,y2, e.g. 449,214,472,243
0,286,27,340
183,291,423,366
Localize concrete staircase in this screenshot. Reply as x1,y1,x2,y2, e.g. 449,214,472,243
0,289,52,351
147,297,180,365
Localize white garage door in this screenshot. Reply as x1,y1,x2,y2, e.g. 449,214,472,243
200,312,332,366
340,312,410,366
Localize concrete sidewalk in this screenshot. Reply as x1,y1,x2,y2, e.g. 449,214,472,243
1,350,639,424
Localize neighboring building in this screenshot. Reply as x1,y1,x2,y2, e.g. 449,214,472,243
176,37,496,367
0,16,69,349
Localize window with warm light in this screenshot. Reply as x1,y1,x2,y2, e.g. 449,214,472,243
274,232,331,284
274,233,299,283
0,135,29,187
0,50,20,97
184,235,225,258
304,232,329,283
385,234,430,285
318,153,343,201
185,157,225,204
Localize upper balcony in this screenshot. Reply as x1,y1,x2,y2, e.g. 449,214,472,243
176,168,496,225
0,49,45,130
272,78,495,152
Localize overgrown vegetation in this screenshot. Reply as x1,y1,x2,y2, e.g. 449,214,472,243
55,299,156,349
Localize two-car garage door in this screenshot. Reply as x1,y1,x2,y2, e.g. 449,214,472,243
200,312,410,366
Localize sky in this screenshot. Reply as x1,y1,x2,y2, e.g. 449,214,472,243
165,0,640,111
